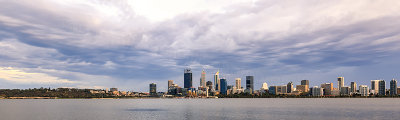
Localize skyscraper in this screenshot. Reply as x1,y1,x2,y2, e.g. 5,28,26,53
246,76,254,92
184,68,192,88
214,70,220,91
200,70,206,88
312,86,323,96
350,82,357,94
287,82,293,93
359,85,369,96
338,77,344,91
168,80,173,89
301,80,309,86
149,83,157,95
371,80,380,95
390,79,397,96
379,80,386,95
235,78,241,89
206,81,213,91
220,78,227,95
321,83,333,95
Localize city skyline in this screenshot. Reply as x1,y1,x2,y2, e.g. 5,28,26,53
1,1,400,92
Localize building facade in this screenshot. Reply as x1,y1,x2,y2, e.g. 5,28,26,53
220,78,227,95
312,86,323,96
246,76,254,93
359,85,369,96
350,82,357,94
184,68,192,88
200,70,206,88
149,83,157,95
338,77,344,91
214,71,220,91
390,79,397,95
287,82,293,93
378,80,386,95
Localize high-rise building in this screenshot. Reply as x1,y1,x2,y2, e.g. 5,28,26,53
287,82,293,93
296,85,309,93
379,80,386,95
261,82,268,90
371,80,380,95
206,81,213,91
168,80,174,89
220,78,227,95
184,68,192,88
149,83,157,95
214,70,220,91
200,70,206,88
359,85,369,96
301,80,309,86
338,77,344,91
390,79,397,96
350,82,357,94
340,86,350,95
246,76,254,93
312,86,323,96
235,78,241,89
321,83,333,95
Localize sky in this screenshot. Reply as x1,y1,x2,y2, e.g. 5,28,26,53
1,0,400,92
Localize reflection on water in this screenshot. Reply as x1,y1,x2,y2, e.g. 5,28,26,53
0,98,400,120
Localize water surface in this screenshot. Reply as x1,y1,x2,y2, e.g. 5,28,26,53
0,98,399,120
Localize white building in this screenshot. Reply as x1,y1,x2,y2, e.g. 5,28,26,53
312,86,324,96
359,85,369,96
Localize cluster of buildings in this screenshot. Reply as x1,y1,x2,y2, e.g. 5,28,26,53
149,69,400,97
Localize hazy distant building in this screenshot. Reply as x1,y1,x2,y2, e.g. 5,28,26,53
200,70,206,88
168,80,174,89
379,80,386,95
261,82,268,90
246,76,254,93
340,86,350,95
301,80,309,86
296,85,309,93
359,85,369,96
149,83,157,95
350,82,357,94
338,77,344,91
184,68,193,88
214,70,220,91
371,80,380,95
235,78,241,89
321,83,333,95
220,78,227,95
287,82,293,93
110,88,118,92
390,79,397,96
312,86,323,96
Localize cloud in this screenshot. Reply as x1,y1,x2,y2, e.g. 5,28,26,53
0,0,400,91
0,67,76,84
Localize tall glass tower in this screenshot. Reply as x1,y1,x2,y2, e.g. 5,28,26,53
246,76,254,92
220,78,227,95
214,70,220,91
200,70,206,88
184,68,192,88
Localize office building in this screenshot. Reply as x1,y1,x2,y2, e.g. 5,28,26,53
184,68,193,88
214,70,220,91
220,78,227,95
168,80,173,89
350,82,357,94
261,82,268,90
149,83,157,95
200,70,206,88
321,83,333,95
287,82,293,93
359,85,369,96
338,77,344,91
235,78,241,89
296,85,309,93
246,76,254,93
379,80,385,95
269,86,277,95
371,80,380,95
390,79,397,95
301,80,309,86
110,88,118,92
312,86,323,96
340,86,350,95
